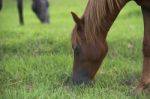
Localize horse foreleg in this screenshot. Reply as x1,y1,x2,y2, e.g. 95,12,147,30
17,0,24,25
0,0,2,11
136,7,150,92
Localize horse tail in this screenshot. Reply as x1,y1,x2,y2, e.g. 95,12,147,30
17,0,24,25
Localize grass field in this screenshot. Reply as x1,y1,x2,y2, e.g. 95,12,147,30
0,0,149,99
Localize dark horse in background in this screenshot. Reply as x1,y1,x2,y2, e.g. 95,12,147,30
71,0,150,92
0,0,49,25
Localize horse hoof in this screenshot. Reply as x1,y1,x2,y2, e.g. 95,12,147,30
131,83,144,94
134,82,150,94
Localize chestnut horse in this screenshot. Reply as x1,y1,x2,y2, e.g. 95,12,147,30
0,0,49,25
71,0,150,91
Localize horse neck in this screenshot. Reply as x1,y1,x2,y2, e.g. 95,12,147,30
84,0,128,43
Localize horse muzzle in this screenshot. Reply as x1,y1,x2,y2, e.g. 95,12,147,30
72,69,91,85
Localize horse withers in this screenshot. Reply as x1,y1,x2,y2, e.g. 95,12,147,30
71,0,150,92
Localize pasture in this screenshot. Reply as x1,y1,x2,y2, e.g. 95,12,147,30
0,0,149,98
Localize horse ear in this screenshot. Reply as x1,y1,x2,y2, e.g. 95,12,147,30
71,12,82,26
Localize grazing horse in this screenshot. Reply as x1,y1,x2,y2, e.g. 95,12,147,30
32,0,50,24
0,0,49,25
71,0,150,91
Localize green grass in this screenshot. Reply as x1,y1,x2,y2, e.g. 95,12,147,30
0,0,149,99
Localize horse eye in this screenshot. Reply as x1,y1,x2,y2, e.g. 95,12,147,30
74,45,80,56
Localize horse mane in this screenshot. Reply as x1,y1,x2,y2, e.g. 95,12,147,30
72,0,124,45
